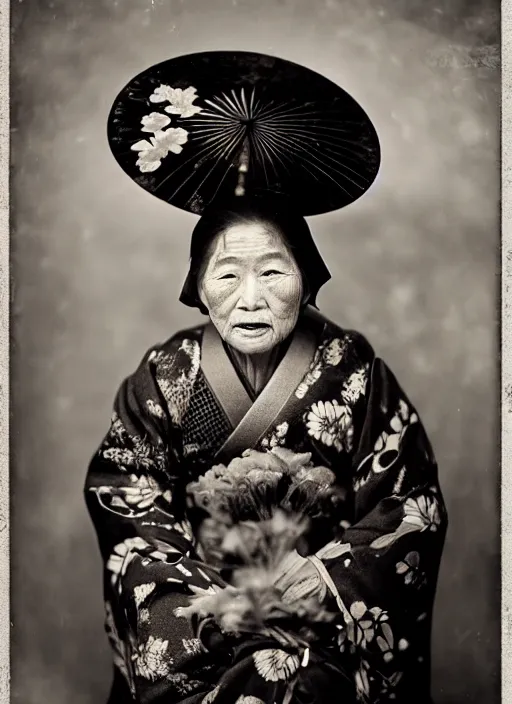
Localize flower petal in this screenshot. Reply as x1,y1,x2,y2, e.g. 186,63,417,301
350,601,367,620
141,112,171,133
253,649,300,682
131,139,154,152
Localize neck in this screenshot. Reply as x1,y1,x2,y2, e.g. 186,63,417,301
229,345,281,395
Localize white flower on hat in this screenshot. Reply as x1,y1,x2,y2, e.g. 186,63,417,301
140,112,171,133
149,84,202,118
130,138,169,173
155,127,189,152
131,127,189,172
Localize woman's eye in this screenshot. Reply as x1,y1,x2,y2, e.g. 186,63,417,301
262,269,283,277
218,273,236,280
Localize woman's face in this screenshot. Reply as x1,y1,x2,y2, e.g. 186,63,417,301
198,220,303,355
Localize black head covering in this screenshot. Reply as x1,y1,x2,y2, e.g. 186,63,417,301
179,195,331,314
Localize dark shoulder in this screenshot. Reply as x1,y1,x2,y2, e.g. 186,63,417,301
160,323,206,350
134,323,207,375
312,309,375,367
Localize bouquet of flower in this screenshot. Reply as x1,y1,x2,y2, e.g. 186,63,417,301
176,447,351,651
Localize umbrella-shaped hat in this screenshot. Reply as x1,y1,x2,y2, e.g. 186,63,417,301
108,50,380,216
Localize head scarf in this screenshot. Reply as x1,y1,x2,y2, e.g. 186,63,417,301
179,195,331,314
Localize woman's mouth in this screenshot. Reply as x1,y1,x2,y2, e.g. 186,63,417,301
235,323,270,330
233,323,271,337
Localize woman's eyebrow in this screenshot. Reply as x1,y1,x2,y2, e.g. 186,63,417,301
212,254,241,267
212,250,290,267
256,250,290,264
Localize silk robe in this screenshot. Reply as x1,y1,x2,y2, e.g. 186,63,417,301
85,309,447,704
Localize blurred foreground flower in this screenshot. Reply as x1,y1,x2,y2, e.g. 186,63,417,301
177,448,351,650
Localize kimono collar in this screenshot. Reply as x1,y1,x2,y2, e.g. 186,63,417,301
201,308,324,461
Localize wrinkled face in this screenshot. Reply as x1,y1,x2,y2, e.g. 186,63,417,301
198,221,303,355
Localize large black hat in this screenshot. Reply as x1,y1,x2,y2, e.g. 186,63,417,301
108,51,380,217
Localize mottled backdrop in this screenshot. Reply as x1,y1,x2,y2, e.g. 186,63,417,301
10,0,499,703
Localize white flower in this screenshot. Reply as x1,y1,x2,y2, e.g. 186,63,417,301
150,84,176,103
371,493,441,550
261,421,289,449
371,399,418,474
108,413,127,442
392,399,418,431
376,621,395,662
130,136,169,172
146,399,165,418
323,338,346,366
306,400,354,452
182,638,202,655
120,474,163,510
103,447,135,466
342,367,367,405
157,339,200,425
344,602,391,652
165,88,202,118
107,537,150,584
138,609,150,623
134,635,171,680
355,661,371,699
253,649,300,682
396,551,421,585
133,582,156,609
131,128,189,172
345,601,375,648
235,698,266,704
150,84,202,118
295,365,322,399
276,421,289,437
403,495,441,532
141,112,171,133
156,127,189,153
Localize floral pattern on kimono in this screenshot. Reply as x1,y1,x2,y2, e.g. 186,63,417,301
85,314,447,704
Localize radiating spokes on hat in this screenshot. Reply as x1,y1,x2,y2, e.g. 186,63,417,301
183,86,375,197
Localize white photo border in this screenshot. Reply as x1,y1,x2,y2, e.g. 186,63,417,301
0,3,503,704
0,0,8,701
502,1,510,702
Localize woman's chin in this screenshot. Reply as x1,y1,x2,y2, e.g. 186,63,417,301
227,329,276,355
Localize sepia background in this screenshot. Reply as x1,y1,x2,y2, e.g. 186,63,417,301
10,0,499,702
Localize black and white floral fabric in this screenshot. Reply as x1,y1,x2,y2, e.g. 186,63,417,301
85,314,447,704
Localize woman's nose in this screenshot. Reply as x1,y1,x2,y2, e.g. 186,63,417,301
238,275,264,310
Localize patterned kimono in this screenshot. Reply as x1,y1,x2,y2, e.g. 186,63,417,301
85,309,447,704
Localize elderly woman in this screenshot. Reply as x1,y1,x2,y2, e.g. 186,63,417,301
85,52,447,704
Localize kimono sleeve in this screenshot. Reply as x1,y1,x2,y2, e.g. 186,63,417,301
321,357,448,703
84,346,224,703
